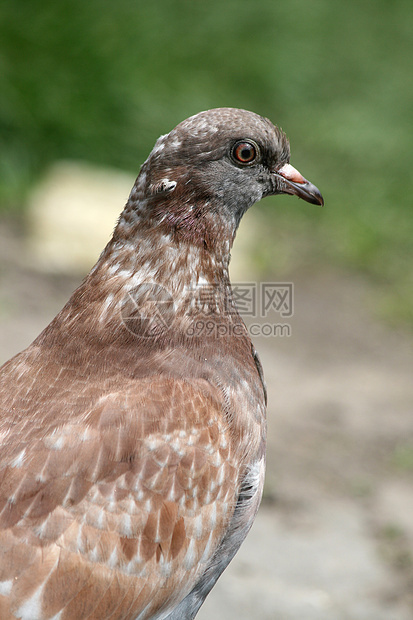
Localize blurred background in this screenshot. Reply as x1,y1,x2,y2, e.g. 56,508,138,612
1,1,413,618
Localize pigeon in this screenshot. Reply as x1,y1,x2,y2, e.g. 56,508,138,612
0,108,323,620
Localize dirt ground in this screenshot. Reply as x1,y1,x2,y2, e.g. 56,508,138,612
1,217,413,620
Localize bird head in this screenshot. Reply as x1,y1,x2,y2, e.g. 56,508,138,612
125,108,324,248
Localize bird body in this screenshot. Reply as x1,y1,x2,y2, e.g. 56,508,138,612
0,108,322,619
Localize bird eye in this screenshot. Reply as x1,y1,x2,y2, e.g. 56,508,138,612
231,140,259,165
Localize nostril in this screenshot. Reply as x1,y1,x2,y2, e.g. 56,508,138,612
277,163,306,184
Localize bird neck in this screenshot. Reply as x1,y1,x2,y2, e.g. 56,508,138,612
103,220,230,287
46,189,241,349
36,190,247,362
83,206,236,331
115,164,240,255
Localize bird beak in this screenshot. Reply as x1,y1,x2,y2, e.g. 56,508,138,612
274,163,324,206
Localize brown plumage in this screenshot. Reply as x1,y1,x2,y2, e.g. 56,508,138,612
0,108,323,619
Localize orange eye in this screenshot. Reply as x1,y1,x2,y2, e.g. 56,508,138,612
232,141,258,165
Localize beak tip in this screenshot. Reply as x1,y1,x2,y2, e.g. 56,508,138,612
314,192,324,207
276,164,324,207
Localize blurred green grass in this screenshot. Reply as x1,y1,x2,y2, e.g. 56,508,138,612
1,0,412,324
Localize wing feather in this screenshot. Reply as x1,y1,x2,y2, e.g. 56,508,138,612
0,375,238,619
